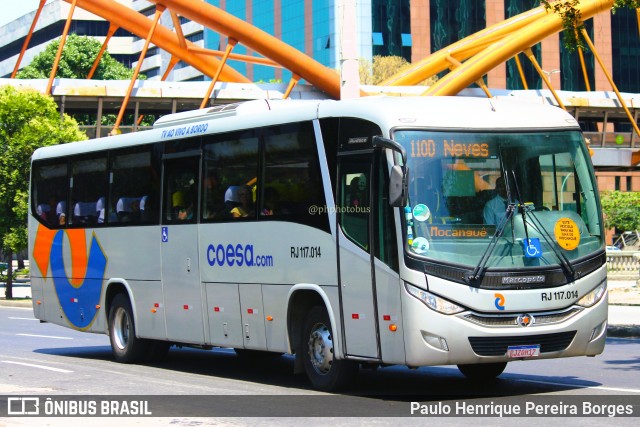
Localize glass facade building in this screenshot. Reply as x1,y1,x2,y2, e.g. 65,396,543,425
204,0,640,94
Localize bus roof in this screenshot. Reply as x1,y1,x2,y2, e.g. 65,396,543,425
32,96,579,161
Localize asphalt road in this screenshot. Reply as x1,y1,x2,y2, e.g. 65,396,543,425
1,305,639,426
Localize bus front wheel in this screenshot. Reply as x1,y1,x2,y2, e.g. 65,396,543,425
108,293,149,363
457,362,507,380
301,306,357,391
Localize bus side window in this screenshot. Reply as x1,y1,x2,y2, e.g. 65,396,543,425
339,162,370,251
69,156,107,227
261,122,324,218
110,149,160,225
202,130,259,222
163,161,198,223
32,162,68,229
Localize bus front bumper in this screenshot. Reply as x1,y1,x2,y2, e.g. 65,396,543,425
401,290,608,368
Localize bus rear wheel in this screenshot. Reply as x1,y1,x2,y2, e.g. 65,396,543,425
301,306,356,391
457,362,507,380
108,293,149,363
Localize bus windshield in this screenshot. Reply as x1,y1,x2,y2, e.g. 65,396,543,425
394,130,603,270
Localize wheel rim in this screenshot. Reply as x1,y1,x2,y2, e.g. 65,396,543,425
113,307,130,351
307,322,333,375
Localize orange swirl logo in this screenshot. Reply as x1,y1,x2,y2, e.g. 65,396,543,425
33,225,107,330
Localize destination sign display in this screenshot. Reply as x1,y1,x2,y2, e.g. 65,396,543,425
408,138,495,159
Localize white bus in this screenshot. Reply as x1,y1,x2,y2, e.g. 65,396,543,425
29,96,608,391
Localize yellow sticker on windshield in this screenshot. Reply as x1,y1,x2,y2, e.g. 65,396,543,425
554,218,580,251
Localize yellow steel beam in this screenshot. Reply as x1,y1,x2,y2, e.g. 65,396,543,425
424,0,614,97
188,46,281,67
87,23,119,79
445,55,491,98
47,0,77,95
200,39,237,109
11,0,46,78
523,48,566,110
113,5,166,132
581,27,640,138
380,5,549,86
66,0,248,83
514,53,529,89
145,0,342,99
283,74,301,99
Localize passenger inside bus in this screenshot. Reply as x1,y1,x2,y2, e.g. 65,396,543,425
202,173,223,219
483,176,509,225
117,197,142,223
347,174,367,208
37,196,58,225
261,186,287,216
230,185,254,218
175,190,194,220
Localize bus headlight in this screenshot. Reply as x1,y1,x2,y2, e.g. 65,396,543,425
405,283,465,315
576,281,607,308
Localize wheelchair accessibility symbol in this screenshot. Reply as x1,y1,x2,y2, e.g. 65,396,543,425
524,238,542,258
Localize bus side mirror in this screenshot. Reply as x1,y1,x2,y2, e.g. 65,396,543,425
389,165,408,207
372,136,409,207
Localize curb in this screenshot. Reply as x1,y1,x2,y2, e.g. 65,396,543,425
607,325,640,339
0,299,33,308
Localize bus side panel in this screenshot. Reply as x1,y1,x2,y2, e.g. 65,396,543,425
30,277,44,320
97,228,163,337
374,259,406,365
204,282,243,347
239,283,267,350
339,235,379,358
262,284,291,353
129,280,166,341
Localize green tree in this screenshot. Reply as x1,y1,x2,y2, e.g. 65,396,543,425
16,34,140,80
540,0,640,51
0,86,86,299
600,191,640,232
359,55,437,85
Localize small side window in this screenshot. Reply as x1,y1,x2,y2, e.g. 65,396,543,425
339,159,371,251
202,130,259,221
260,122,325,223
32,162,68,228
69,156,107,227
163,157,200,224
110,149,160,225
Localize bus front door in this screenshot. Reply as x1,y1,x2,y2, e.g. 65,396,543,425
337,156,380,359
160,154,205,344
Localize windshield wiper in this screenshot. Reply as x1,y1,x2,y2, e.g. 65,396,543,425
465,202,517,286
466,156,517,286
509,170,576,281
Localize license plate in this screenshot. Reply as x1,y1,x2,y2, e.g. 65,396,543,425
507,344,540,358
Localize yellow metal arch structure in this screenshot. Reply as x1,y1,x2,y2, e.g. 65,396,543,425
62,0,342,99
383,0,614,96
143,0,342,99
67,0,249,83
379,5,550,87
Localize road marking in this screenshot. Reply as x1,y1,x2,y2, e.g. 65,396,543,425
8,317,38,321
1,360,73,373
16,333,72,340
515,378,640,393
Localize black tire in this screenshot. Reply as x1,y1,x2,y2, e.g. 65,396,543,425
108,293,149,363
301,305,357,391
146,340,171,363
457,362,507,380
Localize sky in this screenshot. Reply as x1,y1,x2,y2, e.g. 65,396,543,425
1,1,43,27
